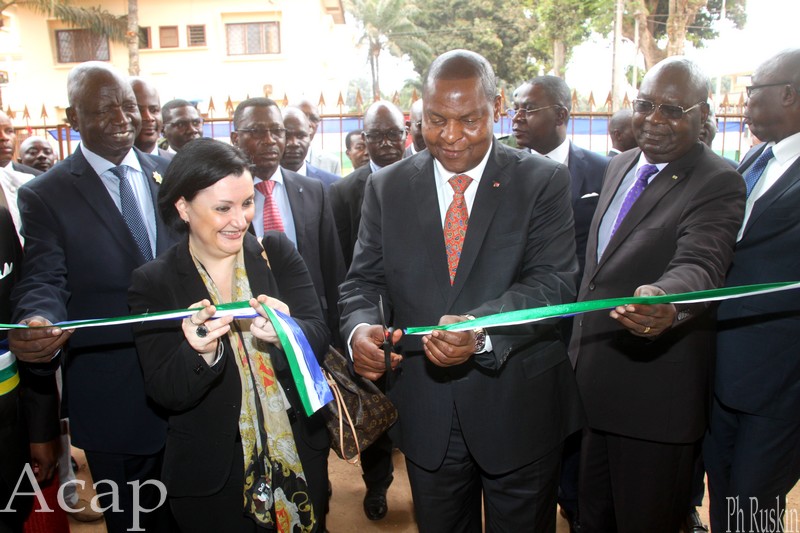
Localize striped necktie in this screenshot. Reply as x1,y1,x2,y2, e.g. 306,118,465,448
255,179,285,232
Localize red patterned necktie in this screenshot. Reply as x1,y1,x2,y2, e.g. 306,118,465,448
254,179,285,232
444,174,472,284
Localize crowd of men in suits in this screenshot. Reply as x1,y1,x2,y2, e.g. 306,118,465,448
0,45,799,533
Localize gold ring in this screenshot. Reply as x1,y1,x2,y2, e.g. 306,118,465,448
643,326,651,334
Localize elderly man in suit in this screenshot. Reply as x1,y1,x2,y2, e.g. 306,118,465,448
231,97,345,347
339,49,584,532
9,62,175,532
130,78,172,160
280,106,340,189
569,57,745,533
704,48,800,533
329,99,407,521
330,100,407,269
511,74,609,532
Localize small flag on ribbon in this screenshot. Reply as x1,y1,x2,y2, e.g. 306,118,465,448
0,340,20,396
261,305,333,416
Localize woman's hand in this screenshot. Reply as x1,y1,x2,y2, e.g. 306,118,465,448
182,299,233,364
249,295,290,346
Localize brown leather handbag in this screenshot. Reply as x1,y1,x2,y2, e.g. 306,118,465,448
321,346,398,464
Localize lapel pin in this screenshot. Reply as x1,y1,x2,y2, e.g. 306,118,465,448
492,181,500,188
671,175,678,180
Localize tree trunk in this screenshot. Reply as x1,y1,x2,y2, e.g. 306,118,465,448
127,0,140,75
631,1,666,70
666,0,707,56
552,39,565,77
369,40,381,102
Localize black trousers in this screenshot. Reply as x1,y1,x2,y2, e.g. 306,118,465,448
83,449,172,533
579,428,696,533
704,395,800,533
405,406,562,533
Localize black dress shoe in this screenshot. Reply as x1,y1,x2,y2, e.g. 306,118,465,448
363,487,388,520
684,509,708,533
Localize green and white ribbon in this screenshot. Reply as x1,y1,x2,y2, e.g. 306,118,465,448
2,281,799,337
406,280,800,335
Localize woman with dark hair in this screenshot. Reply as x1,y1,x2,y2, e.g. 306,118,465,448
129,138,330,532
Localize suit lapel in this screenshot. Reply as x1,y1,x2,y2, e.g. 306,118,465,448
596,144,704,272
282,171,307,253
446,143,508,309
742,156,800,238
69,149,144,265
567,144,585,203
409,153,450,305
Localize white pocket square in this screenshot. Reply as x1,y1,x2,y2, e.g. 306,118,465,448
580,192,599,199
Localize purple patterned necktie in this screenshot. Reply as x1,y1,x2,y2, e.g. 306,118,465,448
610,164,659,236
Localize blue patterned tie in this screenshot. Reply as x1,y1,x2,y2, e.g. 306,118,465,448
611,164,659,236
110,165,153,262
743,146,774,198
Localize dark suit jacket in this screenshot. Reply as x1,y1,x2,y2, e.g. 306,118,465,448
11,147,176,454
11,161,42,177
567,143,610,275
157,148,174,161
252,169,346,347
569,143,745,443
339,142,585,474
0,193,59,515
716,143,800,422
329,164,371,268
129,232,329,497
306,163,339,190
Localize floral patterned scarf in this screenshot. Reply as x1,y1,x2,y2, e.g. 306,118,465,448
192,247,315,531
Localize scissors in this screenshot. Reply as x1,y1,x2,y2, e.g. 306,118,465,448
378,295,393,389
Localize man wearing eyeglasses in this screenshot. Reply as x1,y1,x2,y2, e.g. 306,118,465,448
161,99,203,154
569,57,745,532
231,97,345,350
704,48,800,533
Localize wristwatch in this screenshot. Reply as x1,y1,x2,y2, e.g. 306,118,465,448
462,314,486,353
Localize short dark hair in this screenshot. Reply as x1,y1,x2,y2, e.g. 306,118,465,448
345,129,363,151
158,138,251,233
233,97,280,129
423,49,497,103
527,75,572,113
161,99,195,123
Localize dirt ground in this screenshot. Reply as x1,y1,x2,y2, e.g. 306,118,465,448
66,447,799,532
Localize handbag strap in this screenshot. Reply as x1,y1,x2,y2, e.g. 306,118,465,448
324,369,362,465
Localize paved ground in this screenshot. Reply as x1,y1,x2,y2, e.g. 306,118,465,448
67,446,799,532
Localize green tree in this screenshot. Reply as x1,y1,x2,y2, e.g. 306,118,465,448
0,0,126,40
529,0,612,77
626,0,746,69
346,0,432,102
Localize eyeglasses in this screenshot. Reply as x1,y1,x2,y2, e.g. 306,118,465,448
633,99,705,120
506,105,562,119
363,129,405,143
236,127,286,139
745,82,794,98
165,118,203,130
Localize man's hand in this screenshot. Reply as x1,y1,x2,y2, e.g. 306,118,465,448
422,315,475,367
29,438,60,483
351,325,403,381
8,316,72,363
610,285,676,338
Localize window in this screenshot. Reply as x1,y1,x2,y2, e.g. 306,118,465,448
159,26,179,48
55,29,109,63
225,22,280,55
139,26,151,49
187,25,206,46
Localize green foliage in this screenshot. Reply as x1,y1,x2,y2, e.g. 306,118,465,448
529,0,612,69
0,0,127,41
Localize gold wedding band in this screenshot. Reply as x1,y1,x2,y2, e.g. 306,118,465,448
643,326,651,334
